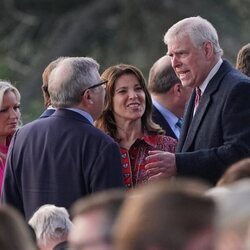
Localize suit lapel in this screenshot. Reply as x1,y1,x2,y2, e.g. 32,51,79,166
181,94,211,151
153,106,177,139
178,60,232,152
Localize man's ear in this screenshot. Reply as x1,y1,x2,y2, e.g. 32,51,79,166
173,83,182,96
82,89,93,105
203,41,214,59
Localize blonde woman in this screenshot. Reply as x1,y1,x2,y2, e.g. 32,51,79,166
0,80,21,193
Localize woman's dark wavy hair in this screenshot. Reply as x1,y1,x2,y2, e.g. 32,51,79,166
95,64,164,142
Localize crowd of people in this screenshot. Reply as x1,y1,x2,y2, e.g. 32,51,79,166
0,15,250,250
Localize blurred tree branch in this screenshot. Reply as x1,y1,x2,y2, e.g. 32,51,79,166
3,0,39,25
0,0,249,122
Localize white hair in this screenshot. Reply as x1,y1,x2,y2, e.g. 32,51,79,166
29,204,72,249
164,16,223,56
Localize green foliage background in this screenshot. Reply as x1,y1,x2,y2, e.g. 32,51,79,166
0,0,249,123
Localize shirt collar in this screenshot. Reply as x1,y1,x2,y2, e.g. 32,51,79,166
47,105,56,110
199,58,223,94
65,108,94,124
136,133,160,148
152,99,179,126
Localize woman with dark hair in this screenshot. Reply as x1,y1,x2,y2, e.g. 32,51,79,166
95,64,176,188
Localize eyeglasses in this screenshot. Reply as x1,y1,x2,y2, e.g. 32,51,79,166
81,80,107,96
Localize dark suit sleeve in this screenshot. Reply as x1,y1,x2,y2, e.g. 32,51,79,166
89,141,124,191
176,81,250,184
1,131,25,215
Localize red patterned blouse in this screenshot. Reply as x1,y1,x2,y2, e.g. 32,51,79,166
120,134,176,188
0,144,8,194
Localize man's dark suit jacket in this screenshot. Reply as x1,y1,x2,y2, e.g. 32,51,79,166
176,60,250,185
152,106,177,140
39,108,56,118
1,109,124,219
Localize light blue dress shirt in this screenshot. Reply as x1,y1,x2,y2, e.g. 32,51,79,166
152,99,181,138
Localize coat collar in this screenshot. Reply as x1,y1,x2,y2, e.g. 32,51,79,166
177,60,233,152
51,108,93,125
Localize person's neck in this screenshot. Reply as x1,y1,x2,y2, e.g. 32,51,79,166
116,120,143,149
206,56,221,77
0,136,7,146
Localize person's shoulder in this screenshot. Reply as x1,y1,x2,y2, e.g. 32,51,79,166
14,117,54,141
87,128,120,153
218,69,250,98
88,126,116,143
226,71,250,91
17,118,44,132
226,64,250,84
147,134,177,146
152,134,177,152
157,134,177,144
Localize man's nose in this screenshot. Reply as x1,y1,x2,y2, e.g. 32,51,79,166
129,90,138,99
171,55,181,68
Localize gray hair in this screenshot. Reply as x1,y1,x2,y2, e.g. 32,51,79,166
28,204,73,248
0,80,21,109
164,16,223,56
48,57,100,108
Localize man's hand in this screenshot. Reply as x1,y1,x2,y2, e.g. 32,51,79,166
145,150,177,181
